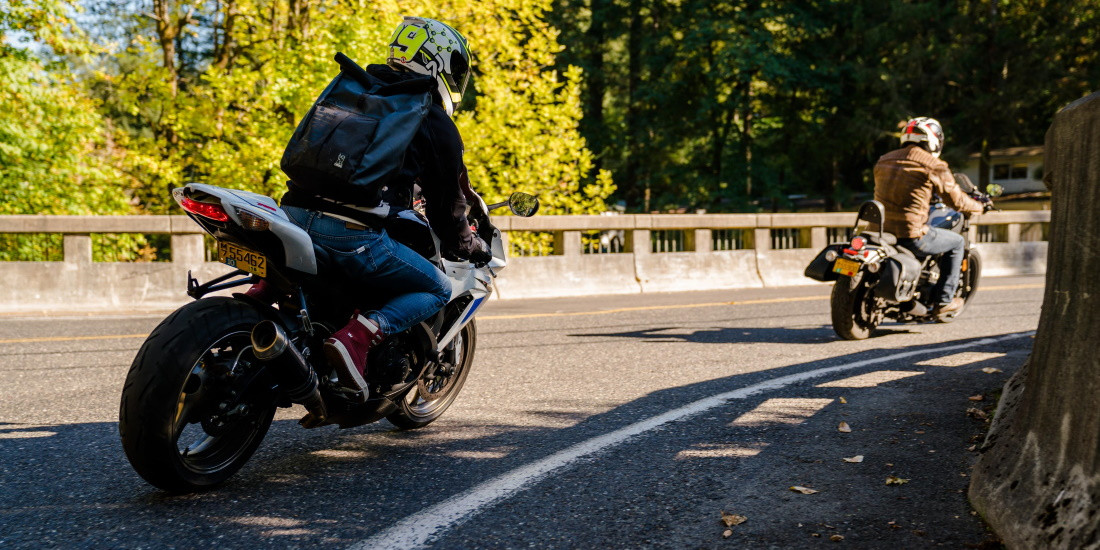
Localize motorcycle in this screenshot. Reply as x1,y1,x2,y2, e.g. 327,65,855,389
119,183,539,492
804,175,999,340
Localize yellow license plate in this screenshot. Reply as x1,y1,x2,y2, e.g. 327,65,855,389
218,241,267,277
832,257,861,277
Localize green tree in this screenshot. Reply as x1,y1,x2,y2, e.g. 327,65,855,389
81,0,613,216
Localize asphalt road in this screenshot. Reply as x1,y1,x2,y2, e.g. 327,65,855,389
0,275,1044,549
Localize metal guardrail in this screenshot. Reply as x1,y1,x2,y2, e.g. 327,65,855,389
0,211,1051,263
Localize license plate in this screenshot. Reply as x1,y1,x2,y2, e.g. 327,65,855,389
218,241,267,277
832,257,861,277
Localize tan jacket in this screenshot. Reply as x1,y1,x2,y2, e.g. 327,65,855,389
873,146,983,238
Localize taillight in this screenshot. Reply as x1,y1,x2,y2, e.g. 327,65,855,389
849,236,866,251
173,188,230,222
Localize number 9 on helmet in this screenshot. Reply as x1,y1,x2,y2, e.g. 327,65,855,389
387,16,472,117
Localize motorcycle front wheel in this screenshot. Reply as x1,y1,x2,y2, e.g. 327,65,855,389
830,272,882,340
387,320,476,430
119,297,277,492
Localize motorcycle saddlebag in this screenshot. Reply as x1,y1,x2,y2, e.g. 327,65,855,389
804,244,846,282
874,250,921,302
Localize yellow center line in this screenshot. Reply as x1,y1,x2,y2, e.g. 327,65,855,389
478,282,1044,321
480,295,827,320
0,334,148,345
0,283,1045,342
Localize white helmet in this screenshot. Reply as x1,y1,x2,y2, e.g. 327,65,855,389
900,117,945,157
387,17,472,116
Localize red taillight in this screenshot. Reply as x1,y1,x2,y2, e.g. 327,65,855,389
849,236,866,251
180,197,229,222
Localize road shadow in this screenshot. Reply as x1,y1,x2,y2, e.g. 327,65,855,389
569,324,916,345
0,331,1031,548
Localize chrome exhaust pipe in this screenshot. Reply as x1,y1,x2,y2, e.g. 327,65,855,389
250,320,327,427
251,319,290,360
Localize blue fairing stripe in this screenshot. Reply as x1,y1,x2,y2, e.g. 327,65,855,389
461,296,485,323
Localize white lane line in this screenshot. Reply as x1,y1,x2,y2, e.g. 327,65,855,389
350,331,1033,550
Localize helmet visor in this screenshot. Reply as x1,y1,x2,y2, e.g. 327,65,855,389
445,50,471,103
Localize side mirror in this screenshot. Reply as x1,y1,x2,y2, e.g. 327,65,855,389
986,184,1004,198
508,192,540,217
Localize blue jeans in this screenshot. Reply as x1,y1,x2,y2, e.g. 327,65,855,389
282,206,451,335
898,227,965,306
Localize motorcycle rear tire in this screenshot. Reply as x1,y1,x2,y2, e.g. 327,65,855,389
119,297,276,492
831,272,878,340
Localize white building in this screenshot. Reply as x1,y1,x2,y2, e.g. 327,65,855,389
959,146,1045,195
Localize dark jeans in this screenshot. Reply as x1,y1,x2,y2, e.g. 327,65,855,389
898,227,966,305
282,206,451,335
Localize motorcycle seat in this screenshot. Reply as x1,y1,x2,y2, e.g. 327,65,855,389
862,232,897,246
895,240,934,260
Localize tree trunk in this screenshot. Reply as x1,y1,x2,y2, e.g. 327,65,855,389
625,0,642,206
585,0,607,172
152,0,179,98
213,1,238,70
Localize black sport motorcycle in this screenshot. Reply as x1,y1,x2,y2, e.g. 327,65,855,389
804,176,998,340
119,183,539,492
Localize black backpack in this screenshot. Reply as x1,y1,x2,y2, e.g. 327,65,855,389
280,53,433,205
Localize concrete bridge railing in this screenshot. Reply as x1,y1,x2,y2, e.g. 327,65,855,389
0,210,1049,311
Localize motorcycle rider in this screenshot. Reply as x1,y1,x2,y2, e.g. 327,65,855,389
873,117,986,315
269,17,491,397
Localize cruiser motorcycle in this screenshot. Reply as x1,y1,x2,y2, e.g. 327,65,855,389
119,183,539,492
804,176,998,340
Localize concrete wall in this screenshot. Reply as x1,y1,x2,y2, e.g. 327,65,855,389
0,211,1050,312
969,91,1100,548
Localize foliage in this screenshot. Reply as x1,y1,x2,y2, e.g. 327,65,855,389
551,0,1100,213
78,0,613,216
0,6,148,260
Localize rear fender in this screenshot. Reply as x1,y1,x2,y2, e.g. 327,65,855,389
183,183,318,275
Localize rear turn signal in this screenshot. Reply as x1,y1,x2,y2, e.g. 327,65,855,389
236,208,271,231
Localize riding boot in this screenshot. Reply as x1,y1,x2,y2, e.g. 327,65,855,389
324,312,385,397
933,297,966,314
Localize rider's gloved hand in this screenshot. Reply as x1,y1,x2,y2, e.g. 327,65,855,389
467,236,493,266
979,195,995,213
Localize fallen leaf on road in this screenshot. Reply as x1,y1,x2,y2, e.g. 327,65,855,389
981,367,1003,374
830,534,845,542
885,476,910,485
842,455,864,463
968,445,978,452
915,430,925,434
790,486,819,494
968,394,984,401
966,408,989,420
722,529,733,538
720,512,747,527
838,422,852,433
839,397,847,404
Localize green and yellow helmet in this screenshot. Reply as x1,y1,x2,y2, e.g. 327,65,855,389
387,16,471,116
